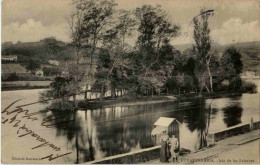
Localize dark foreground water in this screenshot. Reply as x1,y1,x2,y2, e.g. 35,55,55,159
1,80,259,163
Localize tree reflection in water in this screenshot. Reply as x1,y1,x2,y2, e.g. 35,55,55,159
222,103,243,127
95,107,154,157
44,98,224,163
182,99,217,150
44,109,97,163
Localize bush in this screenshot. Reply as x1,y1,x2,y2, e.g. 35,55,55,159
18,75,53,81
5,73,19,81
48,99,77,111
240,81,257,93
228,76,242,91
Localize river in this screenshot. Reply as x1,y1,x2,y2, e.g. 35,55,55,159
1,80,259,163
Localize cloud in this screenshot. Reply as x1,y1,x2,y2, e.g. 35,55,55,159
2,19,71,43
212,18,260,44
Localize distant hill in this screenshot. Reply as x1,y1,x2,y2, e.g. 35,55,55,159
1,38,69,64
173,41,260,72
2,40,260,73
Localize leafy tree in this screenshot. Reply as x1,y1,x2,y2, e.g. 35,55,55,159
193,9,213,93
220,47,243,91
71,0,118,100
39,76,77,111
42,37,64,57
25,59,41,74
133,5,180,96
91,9,135,99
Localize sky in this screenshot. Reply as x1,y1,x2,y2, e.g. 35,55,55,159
2,0,260,45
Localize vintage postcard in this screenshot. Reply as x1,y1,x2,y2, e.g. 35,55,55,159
1,0,260,164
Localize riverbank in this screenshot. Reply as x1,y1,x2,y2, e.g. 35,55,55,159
77,90,256,109
175,92,245,101
78,95,177,109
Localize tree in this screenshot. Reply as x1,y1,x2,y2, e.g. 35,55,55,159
193,9,213,93
71,0,118,100
133,5,180,96
25,59,41,74
39,76,77,111
220,47,243,91
95,9,135,99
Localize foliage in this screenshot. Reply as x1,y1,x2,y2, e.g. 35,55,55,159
239,81,257,93
220,47,243,76
1,37,68,64
43,67,61,77
40,75,82,111
42,76,74,99
48,99,77,111
25,59,41,74
218,47,243,91
193,9,213,93
5,73,20,81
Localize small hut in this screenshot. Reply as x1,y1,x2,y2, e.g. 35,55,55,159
151,117,180,149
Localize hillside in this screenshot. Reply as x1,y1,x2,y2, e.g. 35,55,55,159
2,40,260,73
1,38,69,64
173,41,260,72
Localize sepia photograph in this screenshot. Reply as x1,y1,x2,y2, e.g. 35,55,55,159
1,0,260,164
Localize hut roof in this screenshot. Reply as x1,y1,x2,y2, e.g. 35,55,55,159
154,117,180,127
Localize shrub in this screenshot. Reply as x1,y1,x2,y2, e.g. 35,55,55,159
5,73,20,81
240,81,257,93
48,99,77,111
228,76,242,91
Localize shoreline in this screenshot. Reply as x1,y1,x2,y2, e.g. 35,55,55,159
1,87,256,109
77,91,253,109
78,96,177,109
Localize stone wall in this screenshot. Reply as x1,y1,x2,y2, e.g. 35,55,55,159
211,120,260,142
86,146,160,164
86,121,260,164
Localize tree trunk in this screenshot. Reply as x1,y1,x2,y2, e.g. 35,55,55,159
84,83,88,100
204,84,210,93
207,64,213,93
151,87,153,97
100,85,104,100
111,88,116,98
75,133,79,164
73,95,76,102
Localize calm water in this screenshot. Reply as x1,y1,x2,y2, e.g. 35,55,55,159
1,80,259,163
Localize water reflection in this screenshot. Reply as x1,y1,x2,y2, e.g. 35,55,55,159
182,99,218,150
45,95,249,163
222,103,243,127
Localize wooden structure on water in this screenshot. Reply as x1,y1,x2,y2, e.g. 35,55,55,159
151,117,180,150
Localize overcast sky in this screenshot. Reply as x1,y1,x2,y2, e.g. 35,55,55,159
2,0,260,45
